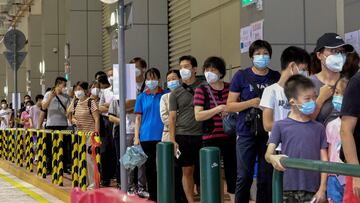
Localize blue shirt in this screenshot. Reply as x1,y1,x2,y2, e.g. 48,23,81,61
229,67,280,136
269,117,328,192
134,88,168,141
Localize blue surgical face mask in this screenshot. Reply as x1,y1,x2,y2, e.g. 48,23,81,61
167,80,180,91
296,100,316,115
145,80,159,90
253,55,270,69
332,95,343,112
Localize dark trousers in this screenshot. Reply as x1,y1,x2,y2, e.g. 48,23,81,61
100,116,115,182
45,126,70,173
235,134,273,203
203,136,237,194
141,141,159,201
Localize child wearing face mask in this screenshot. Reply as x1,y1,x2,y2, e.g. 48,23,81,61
325,77,349,203
21,100,34,129
265,75,328,203
260,46,310,151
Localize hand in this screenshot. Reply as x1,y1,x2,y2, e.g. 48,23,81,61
269,154,288,171
72,118,78,126
250,98,261,108
133,136,140,145
318,85,334,103
353,177,360,199
314,189,327,203
216,104,227,114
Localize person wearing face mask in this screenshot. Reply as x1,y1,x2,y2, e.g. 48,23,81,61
193,56,236,202
310,33,354,124
168,55,204,203
90,81,101,105
260,46,310,150
227,40,280,203
320,77,348,203
129,57,147,94
20,100,34,129
134,68,168,201
0,100,12,129
42,77,71,174
265,75,328,203
68,81,100,189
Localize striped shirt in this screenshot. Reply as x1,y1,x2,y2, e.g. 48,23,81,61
70,98,98,132
194,82,230,140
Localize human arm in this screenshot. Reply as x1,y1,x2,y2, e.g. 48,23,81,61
160,95,169,125
134,114,141,145
42,90,56,110
109,115,120,124
226,91,260,113
262,108,274,132
265,143,287,171
93,110,100,133
38,111,45,129
312,85,334,119
194,105,226,121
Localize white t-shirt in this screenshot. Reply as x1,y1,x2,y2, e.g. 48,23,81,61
260,83,291,150
99,86,114,116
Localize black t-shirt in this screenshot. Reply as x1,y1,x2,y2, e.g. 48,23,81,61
341,72,360,161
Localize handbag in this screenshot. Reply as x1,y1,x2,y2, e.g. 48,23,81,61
204,85,238,136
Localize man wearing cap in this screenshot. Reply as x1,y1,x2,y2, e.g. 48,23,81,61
310,33,354,124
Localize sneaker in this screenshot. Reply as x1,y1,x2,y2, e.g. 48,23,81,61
137,187,149,199
127,186,137,196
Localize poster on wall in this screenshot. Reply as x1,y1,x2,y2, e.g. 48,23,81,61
240,19,264,53
345,30,360,54
113,64,137,100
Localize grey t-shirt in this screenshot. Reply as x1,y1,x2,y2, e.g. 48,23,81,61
108,99,135,135
43,91,71,127
310,75,334,124
169,79,203,136
269,117,328,192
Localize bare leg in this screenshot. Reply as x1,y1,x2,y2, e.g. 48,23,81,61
182,166,195,203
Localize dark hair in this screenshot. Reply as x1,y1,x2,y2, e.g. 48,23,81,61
179,55,198,67
35,94,44,102
203,56,226,79
25,100,35,106
280,46,310,71
342,51,360,78
140,68,161,92
54,77,67,87
46,88,52,93
75,81,89,91
284,75,315,100
24,95,31,99
97,75,110,86
90,81,100,89
310,50,324,75
95,71,107,79
1,99,7,104
249,40,273,58
166,69,181,78
130,57,147,69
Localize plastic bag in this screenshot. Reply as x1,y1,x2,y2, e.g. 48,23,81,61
120,145,148,170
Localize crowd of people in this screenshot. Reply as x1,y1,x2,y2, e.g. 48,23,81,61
1,32,360,203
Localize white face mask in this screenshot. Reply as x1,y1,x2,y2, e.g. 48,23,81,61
61,87,68,95
75,90,85,99
325,53,346,73
91,88,100,96
135,68,142,77
204,71,220,84
1,104,7,109
180,68,192,80
26,106,31,111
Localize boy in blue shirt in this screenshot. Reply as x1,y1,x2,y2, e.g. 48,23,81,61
265,75,328,203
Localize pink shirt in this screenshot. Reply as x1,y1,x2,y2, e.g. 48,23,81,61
21,111,31,129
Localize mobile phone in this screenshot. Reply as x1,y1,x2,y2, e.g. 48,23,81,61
310,197,316,203
176,149,181,159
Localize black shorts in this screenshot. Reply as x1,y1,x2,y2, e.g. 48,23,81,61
175,134,202,167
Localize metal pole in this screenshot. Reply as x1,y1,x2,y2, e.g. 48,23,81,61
13,29,17,128
272,170,283,203
118,0,127,191
200,147,221,203
157,142,175,203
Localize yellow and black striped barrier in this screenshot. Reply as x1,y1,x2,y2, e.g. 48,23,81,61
0,128,101,192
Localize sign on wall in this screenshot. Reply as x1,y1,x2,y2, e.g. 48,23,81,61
345,30,360,54
240,19,264,53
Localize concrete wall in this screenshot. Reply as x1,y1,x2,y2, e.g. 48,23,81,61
110,0,169,79
344,0,360,33
190,0,241,82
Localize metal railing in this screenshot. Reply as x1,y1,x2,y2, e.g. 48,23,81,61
273,158,360,203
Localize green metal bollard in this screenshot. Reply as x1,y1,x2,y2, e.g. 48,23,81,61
157,142,175,203
200,147,221,203
272,170,283,203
